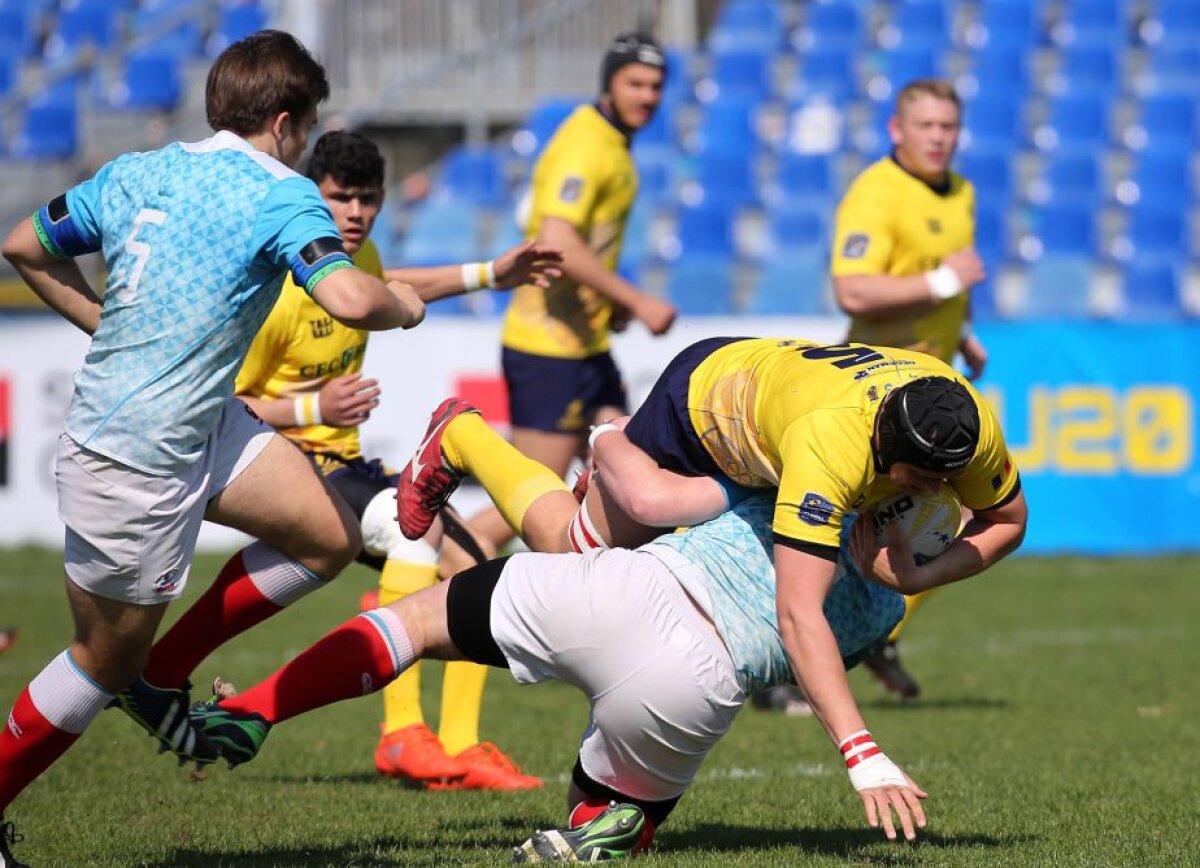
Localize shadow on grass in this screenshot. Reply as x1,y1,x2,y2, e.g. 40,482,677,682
144,817,537,868
858,696,1011,711
661,824,1038,859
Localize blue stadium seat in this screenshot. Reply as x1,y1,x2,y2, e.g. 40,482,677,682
1121,259,1184,318
660,48,694,109
1031,205,1096,256
974,205,1009,264
132,1,205,57
674,203,734,258
105,51,181,111
707,0,786,54
1037,94,1109,151
47,2,119,58
1022,256,1094,317
969,0,1040,50
692,98,759,157
0,6,37,58
207,2,267,57
633,105,676,160
765,203,827,258
633,154,674,209
618,203,655,271
440,146,509,208
702,48,774,103
692,150,758,208
883,1,949,49
957,152,1012,203
748,254,832,315
773,153,834,202
1035,153,1102,207
962,96,1022,151
1142,44,1200,90
869,47,942,103
796,3,863,52
963,46,1031,101
399,198,483,266
788,47,858,101
1126,206,1189,258
666,254,736,315
0,52,15,100
11,100,78,159
1148,0,1200,46
1053,0,1124,46
1129,152,1193,208
1057,44,1120,92
1133,92,1197,151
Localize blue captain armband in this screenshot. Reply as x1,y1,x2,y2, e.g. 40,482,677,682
33,194,99,259
289,237,355,295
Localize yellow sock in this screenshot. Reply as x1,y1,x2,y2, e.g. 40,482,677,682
888,588,936,642
437,660,488,756
443,413,570,534
378,559,438,734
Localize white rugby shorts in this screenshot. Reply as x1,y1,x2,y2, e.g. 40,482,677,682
56,397,274,604
490,547,745,802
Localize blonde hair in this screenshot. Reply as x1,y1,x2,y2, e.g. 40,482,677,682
894,79,962,117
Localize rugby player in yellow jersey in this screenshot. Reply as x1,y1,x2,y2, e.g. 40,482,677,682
396,337,1026,823
463,32,679,550
236,131,561,790
828,79,989,698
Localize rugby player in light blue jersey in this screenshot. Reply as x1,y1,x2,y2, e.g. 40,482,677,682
0,31,425,865
188,493,926,861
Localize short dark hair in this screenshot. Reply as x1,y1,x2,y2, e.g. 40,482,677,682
206,30,330,135
304,131,385,189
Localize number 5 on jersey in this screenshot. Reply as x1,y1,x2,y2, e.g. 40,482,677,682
115,208,168,303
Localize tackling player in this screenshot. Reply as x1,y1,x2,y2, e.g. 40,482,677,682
465,31,678,552
191,492,926,859
0,31,426,865
235,130,557,789
395,337,1028,811
829,79,988,698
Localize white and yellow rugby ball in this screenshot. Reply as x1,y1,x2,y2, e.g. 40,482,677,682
870,487,963,565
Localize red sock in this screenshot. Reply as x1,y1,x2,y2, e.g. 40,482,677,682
142,551,281,689
220,610,411,724
0,689,81,813
569,798,657,853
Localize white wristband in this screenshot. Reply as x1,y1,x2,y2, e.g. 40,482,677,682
460,261,496,293
926,264,964,300
588,423,619,451
292,394,323,427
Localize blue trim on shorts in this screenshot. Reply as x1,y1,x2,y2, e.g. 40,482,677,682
502,347,628,433
623,337,750,478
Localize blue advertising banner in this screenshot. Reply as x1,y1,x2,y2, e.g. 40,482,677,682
975,322,1199,554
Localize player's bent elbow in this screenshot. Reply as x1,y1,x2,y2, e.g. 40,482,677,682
832,279,872,316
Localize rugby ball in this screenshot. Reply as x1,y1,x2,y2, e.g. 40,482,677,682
869,488,962,565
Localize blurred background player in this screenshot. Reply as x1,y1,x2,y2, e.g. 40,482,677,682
826,79,987,701
0,31,429,865
236,130,557,790
0,628,15,657
465,31,679,552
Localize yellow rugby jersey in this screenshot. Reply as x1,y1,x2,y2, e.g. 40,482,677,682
685,338,1018,550
502,104,638,359
235,240,382,458
831,156,976,363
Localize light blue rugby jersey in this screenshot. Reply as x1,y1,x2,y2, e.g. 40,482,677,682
33,131,354,473
643,494,904,694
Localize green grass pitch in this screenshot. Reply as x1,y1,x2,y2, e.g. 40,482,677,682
1,547,1197,866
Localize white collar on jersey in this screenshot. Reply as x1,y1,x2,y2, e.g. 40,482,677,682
180,130,299,181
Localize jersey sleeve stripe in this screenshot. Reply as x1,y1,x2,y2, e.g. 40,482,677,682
772,535,839,561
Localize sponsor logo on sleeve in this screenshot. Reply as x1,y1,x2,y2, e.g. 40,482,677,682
842,233,869,259
798,492,836,526
559,176,584,203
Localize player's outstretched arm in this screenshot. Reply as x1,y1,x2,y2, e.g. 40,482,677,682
384,240,564,303
774,544,927,841
851,487,1027,594
589,423,729,527
2,217,102,334
833,247,986,319
311,267,425,330
539,216,676,335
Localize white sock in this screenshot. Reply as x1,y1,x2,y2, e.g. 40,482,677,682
244,541,326,607
28,650,113,734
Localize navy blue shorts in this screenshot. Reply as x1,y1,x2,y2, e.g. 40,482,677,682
623,337,749,479
503,347,628,433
